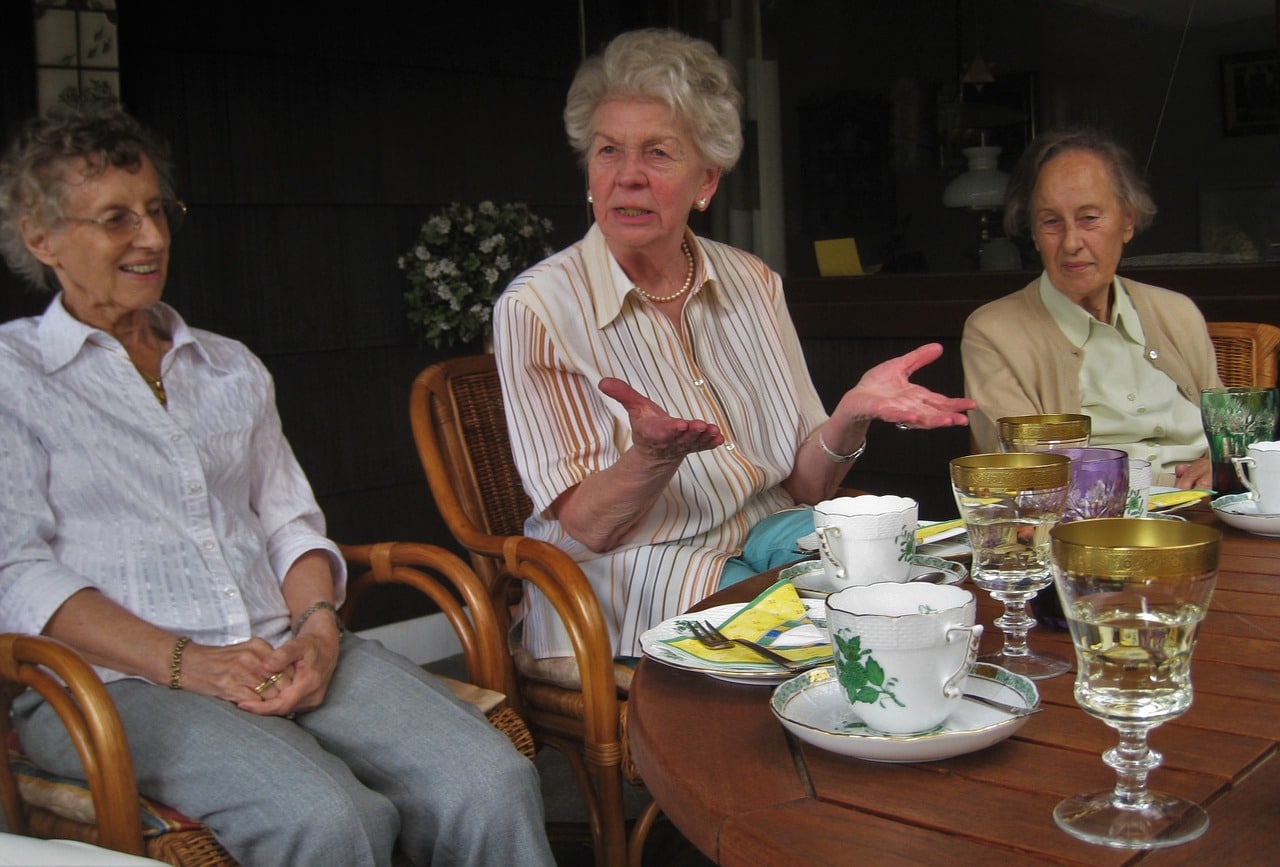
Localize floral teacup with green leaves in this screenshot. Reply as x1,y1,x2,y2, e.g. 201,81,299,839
826,582,982,735
813,495,917,587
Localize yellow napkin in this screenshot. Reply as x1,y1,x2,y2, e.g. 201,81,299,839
915,518,965,544
1147,490,1213,511
663,579,832,667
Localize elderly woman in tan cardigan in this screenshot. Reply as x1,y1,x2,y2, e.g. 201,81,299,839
962,128,1219,488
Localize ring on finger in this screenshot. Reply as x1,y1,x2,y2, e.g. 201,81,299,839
252,672,284,694
896,423,912,431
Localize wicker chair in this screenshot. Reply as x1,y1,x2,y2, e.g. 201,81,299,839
1207,321,1280,388
0,542,536,865
410,354,656,867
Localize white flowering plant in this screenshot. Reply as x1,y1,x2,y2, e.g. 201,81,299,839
399,201,555,350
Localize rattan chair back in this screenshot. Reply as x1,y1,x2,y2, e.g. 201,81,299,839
1208,321,1280,389
411,354,532,588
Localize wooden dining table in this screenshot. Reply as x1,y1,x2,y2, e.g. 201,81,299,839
628,507,1280,865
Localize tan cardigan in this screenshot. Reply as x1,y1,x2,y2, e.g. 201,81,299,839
961,277,1221,454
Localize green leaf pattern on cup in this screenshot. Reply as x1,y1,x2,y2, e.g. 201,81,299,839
833,632,905,709
896,525,915,562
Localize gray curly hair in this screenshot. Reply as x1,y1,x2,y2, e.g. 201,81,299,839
0,105,175,292
564,28,743,173
1003,126,1157,240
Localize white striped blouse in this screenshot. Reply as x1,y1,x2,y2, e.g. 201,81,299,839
0,297,343,682
494,225,826,658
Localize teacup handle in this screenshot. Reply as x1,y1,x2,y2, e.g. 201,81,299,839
942,625,984,698
1233,456,1259,499
814,525,846,580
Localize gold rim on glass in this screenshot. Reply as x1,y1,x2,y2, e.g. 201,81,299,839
1050,518,1220,578
998,413,1091,445
950,452,1071,491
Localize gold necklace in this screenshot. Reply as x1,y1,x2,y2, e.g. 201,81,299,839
636,240,696,303
137,369,168,408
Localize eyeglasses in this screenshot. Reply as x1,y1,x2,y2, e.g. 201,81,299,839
59,200,187,237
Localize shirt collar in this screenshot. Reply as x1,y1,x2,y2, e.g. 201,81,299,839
1039,273,1144,347
37,293,218,373
583,223,727,329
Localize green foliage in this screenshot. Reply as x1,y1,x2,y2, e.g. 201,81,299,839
398,201,554,350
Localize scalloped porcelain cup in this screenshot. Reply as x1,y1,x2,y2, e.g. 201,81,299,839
813,495,918,587
826,582,983,735
1233,441,1280,514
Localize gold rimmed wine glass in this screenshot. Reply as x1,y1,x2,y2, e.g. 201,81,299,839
1050,518,1221,849
949,452,1072,679
998,413,1091,453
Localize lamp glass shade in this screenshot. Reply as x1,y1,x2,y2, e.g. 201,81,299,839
943,145,1009,210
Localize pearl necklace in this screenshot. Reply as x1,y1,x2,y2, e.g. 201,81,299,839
636,241,695,303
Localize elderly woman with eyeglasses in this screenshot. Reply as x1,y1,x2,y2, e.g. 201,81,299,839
0,106,554,866
494,29,974,674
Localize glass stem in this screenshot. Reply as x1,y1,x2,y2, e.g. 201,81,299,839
992,592,1036,657
1104,723,1161,810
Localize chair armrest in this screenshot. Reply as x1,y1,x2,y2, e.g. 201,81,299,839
499,538,620,745
0,634,146,856
336,542,510,696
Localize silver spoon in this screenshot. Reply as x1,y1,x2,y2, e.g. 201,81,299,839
962,692,1041,717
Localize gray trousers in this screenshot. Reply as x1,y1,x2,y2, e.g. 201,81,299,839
15,635,554,867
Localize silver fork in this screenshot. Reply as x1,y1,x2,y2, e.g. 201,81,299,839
689,620,817,671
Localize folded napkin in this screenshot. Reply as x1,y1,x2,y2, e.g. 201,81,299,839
915,518,965,544
1147,489,1214,511
663,579,831,668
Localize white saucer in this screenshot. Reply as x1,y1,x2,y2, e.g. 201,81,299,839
770,662,1038,763
639,601,832,685
780,555,967,598
1212,493,1280,537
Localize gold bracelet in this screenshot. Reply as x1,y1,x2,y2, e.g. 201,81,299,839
169,636,192,690
293,600,344,635
818,430,866,463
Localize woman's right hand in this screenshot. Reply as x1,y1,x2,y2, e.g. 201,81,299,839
551,378,723,551
598,377,723,462
179,638,296,708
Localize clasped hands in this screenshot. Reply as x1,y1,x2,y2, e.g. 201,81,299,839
178,630,339,717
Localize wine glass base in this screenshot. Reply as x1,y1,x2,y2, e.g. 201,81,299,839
1054,790,1209,849
979,649,1071,680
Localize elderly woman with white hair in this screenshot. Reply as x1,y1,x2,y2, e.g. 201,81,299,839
494,28,975,666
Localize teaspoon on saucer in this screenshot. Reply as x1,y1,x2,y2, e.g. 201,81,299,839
961,691,1040,717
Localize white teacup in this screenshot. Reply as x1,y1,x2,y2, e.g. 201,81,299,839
826,582,982,734
812,495,917,587
1233,441,1280,513
1125,458,1152,517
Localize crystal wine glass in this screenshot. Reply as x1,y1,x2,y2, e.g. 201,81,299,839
998,413,1091,453
1050,518,1220,849
950,452,1072,679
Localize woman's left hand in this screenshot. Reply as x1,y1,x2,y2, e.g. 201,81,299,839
238,630,340,717
835,343,976,429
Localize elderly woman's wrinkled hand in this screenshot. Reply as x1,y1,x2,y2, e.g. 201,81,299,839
251,631,341,716
1174,456,1213,491
839,343,976,429
178,638,294,707
599,377,724,461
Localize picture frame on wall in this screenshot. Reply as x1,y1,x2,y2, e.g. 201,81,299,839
1221,50,1279,136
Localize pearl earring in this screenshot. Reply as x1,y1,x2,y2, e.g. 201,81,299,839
587,191,594,204
696,198,708,211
